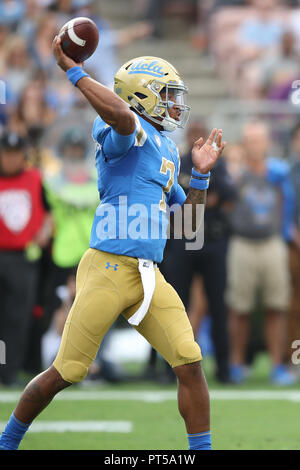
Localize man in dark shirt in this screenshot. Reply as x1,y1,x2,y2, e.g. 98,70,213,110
287,123,300,364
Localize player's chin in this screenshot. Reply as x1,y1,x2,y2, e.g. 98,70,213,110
170,112,181,122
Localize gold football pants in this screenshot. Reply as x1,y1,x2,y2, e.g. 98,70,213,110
53,248,202,383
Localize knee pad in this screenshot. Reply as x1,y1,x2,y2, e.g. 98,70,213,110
175,340,202,365
56,360,88,384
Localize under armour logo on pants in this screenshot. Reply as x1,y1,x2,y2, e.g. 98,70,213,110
105,262,118,271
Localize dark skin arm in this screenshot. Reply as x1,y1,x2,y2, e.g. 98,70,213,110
52,36,135,136
182,187,207,233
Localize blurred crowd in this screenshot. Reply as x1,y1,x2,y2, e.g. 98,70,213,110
0,0,300,388
201,0,300,100
159,118,300,386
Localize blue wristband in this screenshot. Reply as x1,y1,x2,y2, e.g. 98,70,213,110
189,176,210,190
66,66,89,86
191,168,211,179
190,168,210,190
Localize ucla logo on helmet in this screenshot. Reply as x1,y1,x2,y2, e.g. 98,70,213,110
128,60,165,78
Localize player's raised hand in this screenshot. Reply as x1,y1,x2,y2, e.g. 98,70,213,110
191,128,226,175
52,36,83,72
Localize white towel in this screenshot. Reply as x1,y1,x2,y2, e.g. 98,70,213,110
128,258,156,326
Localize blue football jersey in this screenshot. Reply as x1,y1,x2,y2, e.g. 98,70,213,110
89,113,186,263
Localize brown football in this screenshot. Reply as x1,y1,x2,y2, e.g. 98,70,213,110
58,17,99,63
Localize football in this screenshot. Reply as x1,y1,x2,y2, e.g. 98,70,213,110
58,17,99,63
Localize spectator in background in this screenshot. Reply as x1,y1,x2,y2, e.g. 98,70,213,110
50,0,74,25
191,0,247,53
259,30,300,99
222,142,246,184
0,0,25,28
238,0,283,62
227,120,296,385
287,123,300,356
0,25,13,73
0,132,53,386
290,123,300,230
213,0,247,5
235,0,286,98
286,3,300,52
6,70,64,174
212,0,287,98
2,36,33,100
29,13,59,75
17,0,43,43
9,80,56,141
0,25,16,127
43,127,98,319
140,0,198,39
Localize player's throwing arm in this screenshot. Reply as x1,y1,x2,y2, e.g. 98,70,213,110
52,36,136,136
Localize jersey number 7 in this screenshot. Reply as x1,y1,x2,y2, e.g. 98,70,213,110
159,157,175,212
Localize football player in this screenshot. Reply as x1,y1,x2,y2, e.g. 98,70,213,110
0,36,225,451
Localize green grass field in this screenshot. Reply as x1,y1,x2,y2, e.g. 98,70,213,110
0,354,299,450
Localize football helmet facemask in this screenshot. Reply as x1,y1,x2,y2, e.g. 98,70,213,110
114,56,190,132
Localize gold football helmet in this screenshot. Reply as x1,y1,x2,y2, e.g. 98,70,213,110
114,56,190,132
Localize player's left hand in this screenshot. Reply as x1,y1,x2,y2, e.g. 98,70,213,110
191,128,226,174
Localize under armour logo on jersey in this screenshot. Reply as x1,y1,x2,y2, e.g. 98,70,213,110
106,262,118,271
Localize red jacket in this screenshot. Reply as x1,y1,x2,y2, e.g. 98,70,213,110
0,168,46,250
